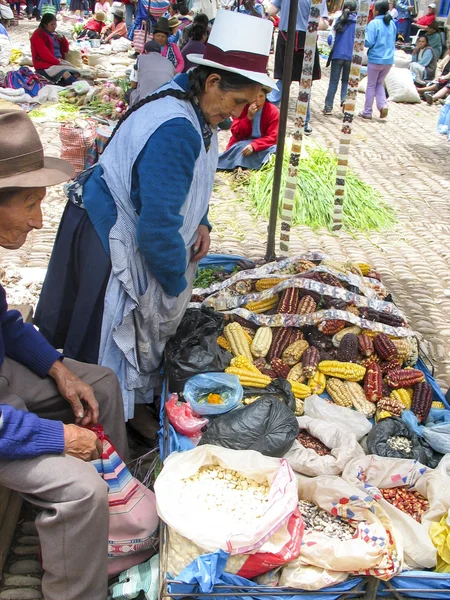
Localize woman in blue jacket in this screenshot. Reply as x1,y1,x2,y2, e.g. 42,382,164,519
360,0,396,119
323,0,357,115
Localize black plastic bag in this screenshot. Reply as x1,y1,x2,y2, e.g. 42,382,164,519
367,417,437,466
199,397,299,457
243,378,296,413
165,308,232,392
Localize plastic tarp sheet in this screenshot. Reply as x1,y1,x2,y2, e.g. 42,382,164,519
377,570,450,598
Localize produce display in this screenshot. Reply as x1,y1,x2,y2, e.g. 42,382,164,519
298,499,356,541
380,487,429,522
297,430,330,456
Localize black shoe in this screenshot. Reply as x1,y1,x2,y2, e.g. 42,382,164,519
304,124,313,136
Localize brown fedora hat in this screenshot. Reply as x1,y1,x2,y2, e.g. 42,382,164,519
0,110,74,189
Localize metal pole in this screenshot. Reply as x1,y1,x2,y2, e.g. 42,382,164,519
264,0,298,262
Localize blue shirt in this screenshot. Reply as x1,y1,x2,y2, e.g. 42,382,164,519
50,32,62,59
272,0,328,32
0,24,9,38
365,15,396,65
396,0,413,20
235,2,264,17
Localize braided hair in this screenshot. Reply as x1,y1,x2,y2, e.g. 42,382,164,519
103,66,258,151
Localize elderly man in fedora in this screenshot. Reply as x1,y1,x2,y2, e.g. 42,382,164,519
0,110,128,599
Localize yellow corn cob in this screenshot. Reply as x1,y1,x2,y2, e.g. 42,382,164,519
224,322,253,362
255,278,283,291
432,401,445,409
244,294,279,314
242,328,254,345
318,361,366,382
287,363,306,383
225,366,271,388
251,327,273,358
391,338,410,362
295,398,304,416
326,378,353,408
288,380,312,399
376,410,393,422
344,381,376,418
390,388,413,410
230,355,261,374
217,335,231,352
308,371,326,395
357,263,372,276
361,329,377,338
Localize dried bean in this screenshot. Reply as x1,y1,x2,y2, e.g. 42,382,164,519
380,487,429,522
297,431,330,456
298,499,356,541
386,435,413,454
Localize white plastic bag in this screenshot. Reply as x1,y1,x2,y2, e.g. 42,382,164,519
36,84,64,103
0,36,11,67
385,67,421,103
342,455,450,569
358,76,368,93
284,416,364,476
280,564,348,590
304,396,372,441
155,444,298,554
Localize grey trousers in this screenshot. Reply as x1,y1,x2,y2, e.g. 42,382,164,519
0,357,129,600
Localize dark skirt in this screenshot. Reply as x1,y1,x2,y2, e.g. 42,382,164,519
35,201,111,364
274,30,321,82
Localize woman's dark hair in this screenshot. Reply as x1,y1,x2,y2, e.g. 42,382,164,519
191,23,207,41
374,0,393,24
418,32,429,43
39,13,56,28
103,66,258,150
193,13,209,27
170,2,179,11
179,3,189,15
335,0,357,33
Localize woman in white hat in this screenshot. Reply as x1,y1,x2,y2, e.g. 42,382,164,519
36,10,276,439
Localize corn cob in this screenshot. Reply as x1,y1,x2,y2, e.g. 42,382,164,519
380,359,402,374
295,398,305,416
306,328,334,352
289,328,304,344
326,297,348,311
267,327,294,362
319,361,366,382
250,327,273,358
358,334,374,358
391,338,410,362
262,367,277,379
271,358,291,379
346,305,360,316
390,388,413,410
411,381,433,423
366,270,381,281
234,280,253,295
382,380,392,397
253,358,268,372
373,334,398,361
432,401,445,409
282,339,309,366
332,326,361,348
361,329,377,338
344,381,376,417
360,354,380,369
326,378,353,408
277,287,300,314
296,295,317,315
318,272,343,288
302,346,320,378
287,363,306,383
308,371,326,395
404,337,419,367
364,363,383,402
288,380,312,399
320,259,349,274
385,369,425,389
245,294,279,314
320,349,337,362
294,259,316,273
376,410,393,422
360,307,406,328
230,315,258,331
317,320,347,336
230,355,261,374
217,335,231,352
377,396,404,417
224,322,253,362
255,278,283,291
357,263,372,276
225,366,271,388
337,333,359,363
242,329,254,345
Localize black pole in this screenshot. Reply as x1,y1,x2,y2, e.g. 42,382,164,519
265,0,298,262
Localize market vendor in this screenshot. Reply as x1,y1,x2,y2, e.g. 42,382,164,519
0,109,128,600
411,1,437,35
409,33,437,82
217,87,279,170
419,45,450,104
35,10,276,439
30,13,80,86
153,16,185,73
101,6,127,43
129,39,175,106
77,9,106,39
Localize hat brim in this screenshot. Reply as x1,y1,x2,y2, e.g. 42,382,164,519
0,156,74,189
187,54,277,90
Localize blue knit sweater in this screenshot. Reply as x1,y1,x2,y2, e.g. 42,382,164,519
0,283,65,459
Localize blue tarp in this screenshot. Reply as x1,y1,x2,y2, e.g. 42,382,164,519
377,570,450,598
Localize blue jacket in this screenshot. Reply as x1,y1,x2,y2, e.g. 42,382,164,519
396,0,413,21
328,13,357,61
365,15,396,65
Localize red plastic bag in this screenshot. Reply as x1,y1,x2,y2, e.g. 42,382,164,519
165,393,208,438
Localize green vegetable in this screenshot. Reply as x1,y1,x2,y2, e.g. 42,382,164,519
244,144,397,232
193,266,240,289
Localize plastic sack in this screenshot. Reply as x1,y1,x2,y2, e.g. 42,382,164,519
342,454,450,570
155,444,298,554
109,554,159,600
36,84,63,104
72,80,91,95
279,564,349,590
60,119,97,176
199,398,299,458
367,416,436,466
243,378,296,413
280,474,402,583
430,514,450,573
385,67,421,103
167,510,303,579
165,308,232,393
65,47,82,68
394,49,412,69
0,36,11,68
284,415,364,476
304,395,372,441
402,409,450,455
358,76,368,93
165,393,208,438
184,373,243,416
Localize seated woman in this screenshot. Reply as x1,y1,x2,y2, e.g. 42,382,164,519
218,87,279,171
153,16,184,73
101,6,127,43
181,23,207,72
417,45,450,102
30,14,80,86
426,20,442,59
77,10,106,39
409,33,437,83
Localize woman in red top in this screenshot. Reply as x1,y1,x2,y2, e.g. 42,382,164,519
217,88,280,170
30,14,80,85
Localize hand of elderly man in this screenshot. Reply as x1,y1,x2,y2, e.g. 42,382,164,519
63,424,103,461
192,224,211,262
49,360,99,426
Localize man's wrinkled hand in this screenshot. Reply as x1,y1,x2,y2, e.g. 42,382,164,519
49,361,99,426
63,424,102,461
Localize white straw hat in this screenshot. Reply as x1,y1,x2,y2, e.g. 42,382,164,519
187,10,276,89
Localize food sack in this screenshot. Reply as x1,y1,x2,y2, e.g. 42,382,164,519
279,564,349,590
394,50,412,69
403,409,450,455
199,398,299,458
342,455,450,569
155,444,298,554
385,67,421,103
280,474,402,586
304,395,372,441
60,119,96,176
